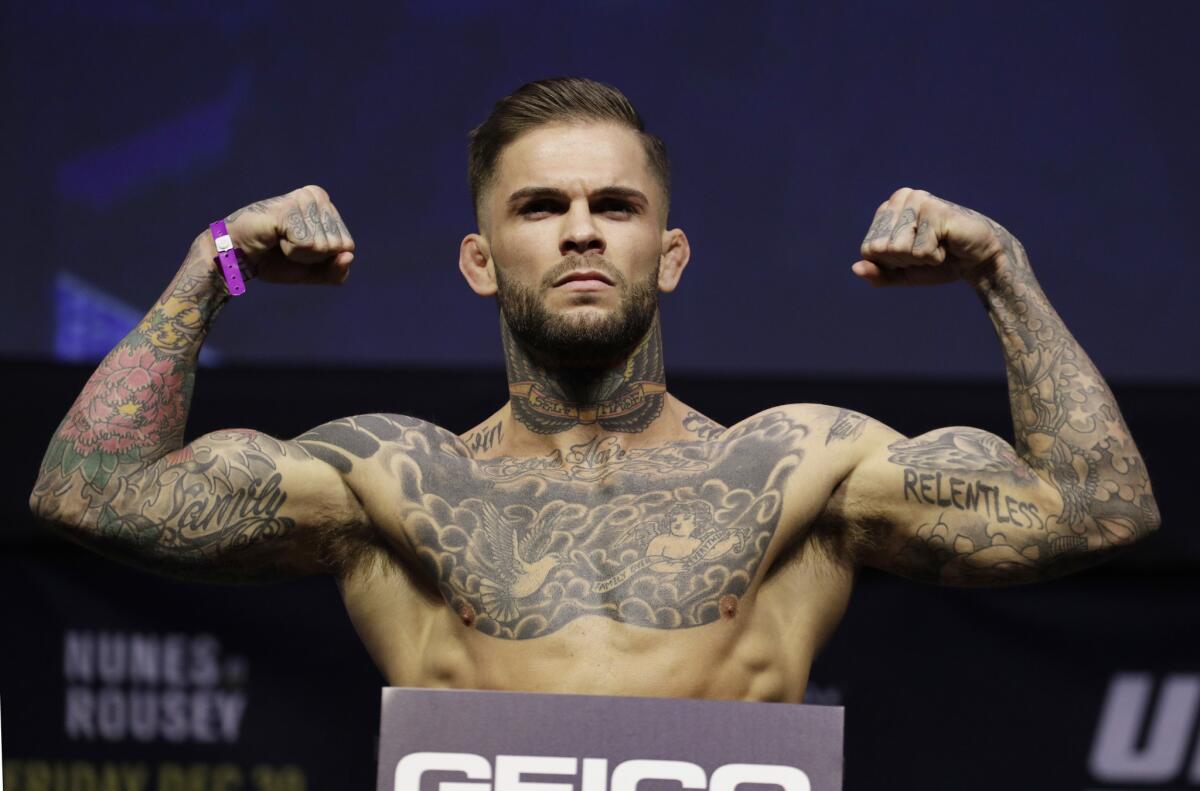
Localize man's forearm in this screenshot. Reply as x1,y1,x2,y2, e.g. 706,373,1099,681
973,239,1160,545
31,233,230,528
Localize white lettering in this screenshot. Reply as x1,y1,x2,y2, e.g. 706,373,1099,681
64,631,94,682
131,691,157,742
190,691,217,743
129,634,160,684
161,690,189,743
64,686,95,738
98,632,127,683
709,763,811,791
97,687,126,740
162,634,187,685
395,752,491,791
190,635,221,686
580,759,608,791
391,753,814,791
611,759,706,791
495,755,575,791
63,688,248,744
1089,672,1200,783
214,693,248,742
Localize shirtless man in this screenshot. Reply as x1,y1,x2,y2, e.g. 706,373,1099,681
30,78,1160,703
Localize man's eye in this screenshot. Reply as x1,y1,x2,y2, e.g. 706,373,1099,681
520,202,557,216
596,201,636,216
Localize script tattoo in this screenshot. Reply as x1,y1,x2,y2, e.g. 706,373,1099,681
464,421,504,454
477,435,716,484
683,411,725,441
90,431,299,579
502,316,667,435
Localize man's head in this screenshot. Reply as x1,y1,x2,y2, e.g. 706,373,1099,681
666,501,713,538
467,77,671,225
458,78,690,366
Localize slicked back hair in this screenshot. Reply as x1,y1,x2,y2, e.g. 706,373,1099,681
468,77,670,224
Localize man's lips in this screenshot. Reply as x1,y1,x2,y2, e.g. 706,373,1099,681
553,269,615,290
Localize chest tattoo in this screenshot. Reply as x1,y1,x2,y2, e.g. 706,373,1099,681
302,411,808,640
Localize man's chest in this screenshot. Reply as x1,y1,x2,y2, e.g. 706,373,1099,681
364,410,822,640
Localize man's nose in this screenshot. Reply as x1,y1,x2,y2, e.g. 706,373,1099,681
559,201,605,256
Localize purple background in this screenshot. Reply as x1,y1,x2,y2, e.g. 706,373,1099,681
2,1,1196,380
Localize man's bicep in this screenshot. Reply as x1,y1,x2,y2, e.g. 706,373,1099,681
107,425,370,582
830,423,1067,585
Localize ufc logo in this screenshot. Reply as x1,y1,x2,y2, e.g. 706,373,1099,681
1089,673,1200,785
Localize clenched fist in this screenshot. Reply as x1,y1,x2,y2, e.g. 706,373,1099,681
852,188,1018,287
214,185,356,286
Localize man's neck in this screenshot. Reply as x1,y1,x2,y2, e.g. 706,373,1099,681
500,313,671,449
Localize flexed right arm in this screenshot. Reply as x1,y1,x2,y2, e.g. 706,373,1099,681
29,186,367,581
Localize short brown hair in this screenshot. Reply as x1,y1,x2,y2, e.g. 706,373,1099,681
468,77,670,220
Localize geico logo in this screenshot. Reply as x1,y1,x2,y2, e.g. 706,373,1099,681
394,752,811,791
1089,672,1200,784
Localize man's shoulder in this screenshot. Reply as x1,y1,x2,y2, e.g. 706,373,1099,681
295,413,463,473
726,403,877,442
724,404,898,479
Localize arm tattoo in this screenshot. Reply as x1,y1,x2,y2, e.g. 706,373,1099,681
91,431,299,580
825,409,867,445
36,238,226,497
887,429,1036,482
872,227,1161,582
978,240,1158,541
27,237,322,579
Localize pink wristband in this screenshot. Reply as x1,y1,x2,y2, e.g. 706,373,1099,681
209,219,247,296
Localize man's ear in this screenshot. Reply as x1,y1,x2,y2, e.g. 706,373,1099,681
657,228,691,293
459,233,497,296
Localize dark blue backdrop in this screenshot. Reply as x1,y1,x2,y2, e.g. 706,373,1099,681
3,0,1195,379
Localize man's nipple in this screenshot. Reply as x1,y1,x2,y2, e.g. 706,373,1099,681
458,602,477,627
719,594,739,619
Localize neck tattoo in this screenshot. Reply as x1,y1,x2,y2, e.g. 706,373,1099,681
502,315,667,435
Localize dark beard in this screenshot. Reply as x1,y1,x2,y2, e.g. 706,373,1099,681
495,255,659,366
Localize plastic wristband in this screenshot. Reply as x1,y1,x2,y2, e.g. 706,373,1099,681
208,219,246,296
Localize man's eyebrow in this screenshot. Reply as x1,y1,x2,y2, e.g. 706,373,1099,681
505,186,650,209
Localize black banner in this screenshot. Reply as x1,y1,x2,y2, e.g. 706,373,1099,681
4,365,1196,790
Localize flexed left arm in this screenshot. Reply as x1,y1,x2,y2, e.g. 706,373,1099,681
838,188,1160,583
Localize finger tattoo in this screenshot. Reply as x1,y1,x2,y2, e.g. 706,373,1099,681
863,210,895,244
889,208,918,242
322,209,341,238
287,209,311,241
913,218,931,248
306,202,324,236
